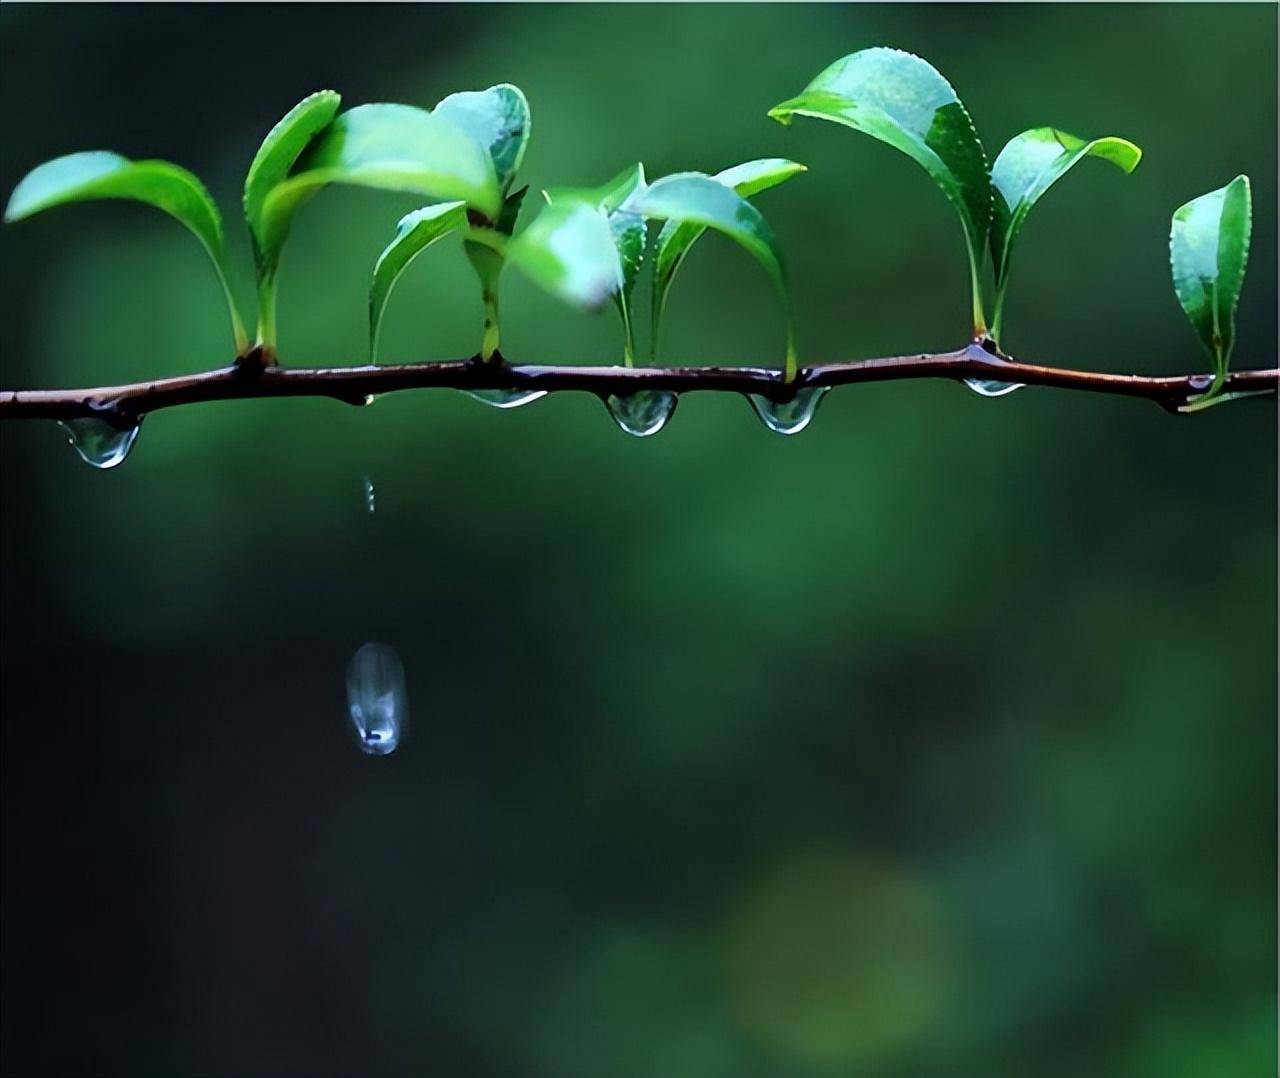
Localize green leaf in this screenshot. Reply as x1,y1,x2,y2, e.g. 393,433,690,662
243,90,341,273
5,150,247,351
651,159,804,360
769,47,990,333
242,90,341,348
626,173,797,380
369,201,468,361
507,201,623,310
438,85,533,359
1170,174,1252,397
990,127,1140,339
433,84,530,192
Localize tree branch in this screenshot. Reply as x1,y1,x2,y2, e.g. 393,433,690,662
0,342,1275,422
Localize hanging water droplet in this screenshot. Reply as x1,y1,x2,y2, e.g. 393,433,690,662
362,476,377,515
57,415,142,469
363,394,377,407
346,642,408,756
964,378,1025,398
605,391,677,437
463,388,547,409
747,387,829,435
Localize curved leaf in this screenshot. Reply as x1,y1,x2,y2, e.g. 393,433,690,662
1170,175,1251,397
990,127,1140,338
433,84,530,193
769,47,990,331
507,201,623,310
263,104,500,248
627,173,796,379
5,150,247,350
369,201,468,361
651,158,805,359
243,90,341,273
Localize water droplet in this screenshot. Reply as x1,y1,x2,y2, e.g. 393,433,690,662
964,378,1024,398
57,416,142,469
605,391,677,437
747,387,828,435
346,642,408,756
363,394,377,407
362,476,377,515
464,388,547,409
1187,374,1213,391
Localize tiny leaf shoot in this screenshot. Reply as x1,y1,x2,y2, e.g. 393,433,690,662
5,151,248,352
1170,174,1252,409
990,128,1141,342
625,173,797,381
769,47,990,335
651,158,805,360
243,90,342,349
369,201,468,361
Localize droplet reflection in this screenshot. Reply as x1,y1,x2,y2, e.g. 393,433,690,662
57,416,142,469
605,391,677,437
964,378,1024,398
346,642,408,756
464,388,547,409
747,387,828,435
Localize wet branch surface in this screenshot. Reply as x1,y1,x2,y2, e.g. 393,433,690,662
1,342,1276,421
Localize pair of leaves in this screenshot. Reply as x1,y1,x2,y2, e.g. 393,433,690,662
769,47,1141,340
366,84,532,361
515,159,803,378
4,151,249,351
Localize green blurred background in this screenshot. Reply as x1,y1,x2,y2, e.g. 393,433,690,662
0,4,1275,1075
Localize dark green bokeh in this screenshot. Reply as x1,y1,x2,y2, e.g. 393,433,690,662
0,5,1274,1075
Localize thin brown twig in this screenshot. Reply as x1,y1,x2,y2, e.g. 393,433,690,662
0,342,1275,422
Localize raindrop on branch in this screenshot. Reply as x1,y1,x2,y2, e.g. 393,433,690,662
57,416,142,469
346,642,408,756
747,387,829,435
605,391,677,437
964,378,1024,398
463,388,547,409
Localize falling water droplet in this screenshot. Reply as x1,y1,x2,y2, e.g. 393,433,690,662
362,476,377,515
605,391,677,437
346,642,408,756
747,387,829,435
363,394,377,407
57,416,142,469
464,388,547,409
964,378,1024,398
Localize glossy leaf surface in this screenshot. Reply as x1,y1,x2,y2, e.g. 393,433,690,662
769,47,989,328
507,201,623,309
369,201,468,360
243,90,341,275
433,84,530,193
628,174,796,378
261,104,500,261
651,159,804,359
1170,175,1252,388
5,150,246,349
990,127,1140,337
